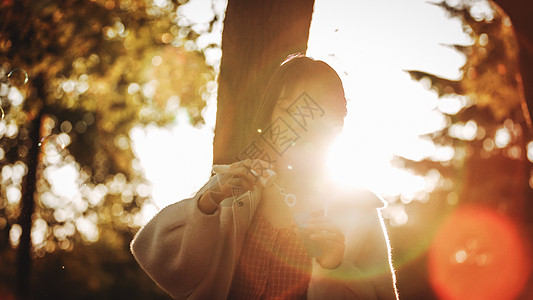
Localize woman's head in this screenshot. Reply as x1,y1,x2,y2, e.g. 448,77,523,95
253,54,347,133
252,54,347,173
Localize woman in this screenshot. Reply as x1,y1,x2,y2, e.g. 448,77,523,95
131,55,398,299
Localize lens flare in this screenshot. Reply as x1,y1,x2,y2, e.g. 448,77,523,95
429,205,531,300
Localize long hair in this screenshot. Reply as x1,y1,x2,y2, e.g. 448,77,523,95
251,54,347,135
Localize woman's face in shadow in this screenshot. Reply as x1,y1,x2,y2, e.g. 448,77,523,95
269,86,344,174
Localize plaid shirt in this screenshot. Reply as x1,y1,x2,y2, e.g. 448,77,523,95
227,213,312,300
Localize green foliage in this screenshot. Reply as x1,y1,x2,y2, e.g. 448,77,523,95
411,1,522,121
0,0,216,297
395,5,531,294
0,0,213,174
395,3,532,298
405,0,527,177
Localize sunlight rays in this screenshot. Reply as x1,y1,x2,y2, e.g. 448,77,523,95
132,0,471,226
307,0,471,221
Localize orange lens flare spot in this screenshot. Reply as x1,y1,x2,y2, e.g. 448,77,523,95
429,205,531,300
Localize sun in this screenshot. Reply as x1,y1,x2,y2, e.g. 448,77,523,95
308,0,470,207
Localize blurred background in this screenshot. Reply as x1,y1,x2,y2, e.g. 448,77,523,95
0,0,532,299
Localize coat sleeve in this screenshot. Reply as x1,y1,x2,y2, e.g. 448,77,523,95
308,191,398,300
130,177,224,299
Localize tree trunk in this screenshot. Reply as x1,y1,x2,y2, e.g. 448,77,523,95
16,72,46,300
16,110,42,300
214,0,315,164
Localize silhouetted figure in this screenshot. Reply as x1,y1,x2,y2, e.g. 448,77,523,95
132,55,399,299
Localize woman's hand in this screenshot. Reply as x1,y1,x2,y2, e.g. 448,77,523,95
303,215,346,269
198,159,271,214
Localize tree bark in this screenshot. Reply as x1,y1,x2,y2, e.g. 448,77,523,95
214,0,315,164
16,110,42,300
15,71,47,300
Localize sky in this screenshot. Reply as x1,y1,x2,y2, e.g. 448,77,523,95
131,0,474,225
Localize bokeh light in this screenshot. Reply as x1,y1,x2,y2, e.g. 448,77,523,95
9,224,22,247
429,205,531,300
527,141,533,162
